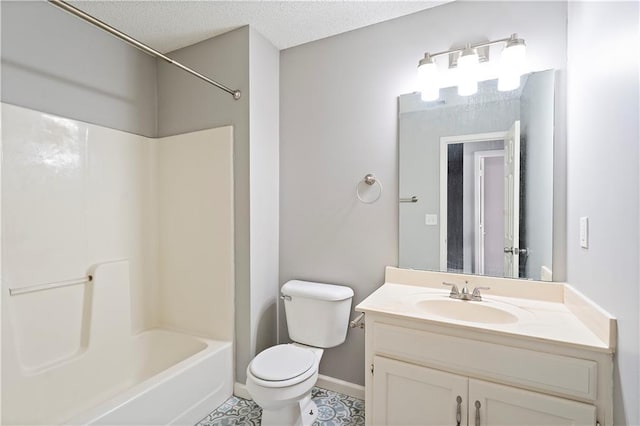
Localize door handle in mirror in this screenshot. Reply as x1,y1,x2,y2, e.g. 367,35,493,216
400,196,418,203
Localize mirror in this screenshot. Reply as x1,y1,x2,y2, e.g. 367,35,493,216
399,70,555,281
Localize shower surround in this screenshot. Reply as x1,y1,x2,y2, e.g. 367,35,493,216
1,103,235,424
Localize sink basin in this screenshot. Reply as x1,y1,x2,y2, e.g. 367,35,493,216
415,298,519,324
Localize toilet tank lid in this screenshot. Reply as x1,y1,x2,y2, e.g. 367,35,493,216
282,280,354,301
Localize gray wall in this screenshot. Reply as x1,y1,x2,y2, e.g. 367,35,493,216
566,2,640,424
280,1,567,386
0,1,157,137
521,71,555,279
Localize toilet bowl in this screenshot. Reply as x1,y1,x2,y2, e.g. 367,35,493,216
245,280,353,426
246,344,323,425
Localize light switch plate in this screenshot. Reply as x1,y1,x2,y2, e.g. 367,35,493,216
425,214,438,226
580,217,589,248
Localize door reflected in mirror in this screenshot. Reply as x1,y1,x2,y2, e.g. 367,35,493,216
399,70,555,281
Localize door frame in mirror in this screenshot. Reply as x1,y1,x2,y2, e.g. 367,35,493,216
439,130,508,272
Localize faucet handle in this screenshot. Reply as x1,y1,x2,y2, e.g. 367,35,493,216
471,286,490,301
443,282,460,297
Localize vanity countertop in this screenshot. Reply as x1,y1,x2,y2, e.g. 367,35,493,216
356,267,616,353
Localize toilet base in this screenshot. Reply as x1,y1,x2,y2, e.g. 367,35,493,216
260,392,318,426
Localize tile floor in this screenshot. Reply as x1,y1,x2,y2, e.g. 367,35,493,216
196,387,365,426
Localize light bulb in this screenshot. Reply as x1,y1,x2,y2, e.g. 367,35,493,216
498,35,526,91
418,53,440,101
497,73,521,92
457,46,479,96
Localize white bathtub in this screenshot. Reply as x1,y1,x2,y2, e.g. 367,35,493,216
67,329,232,425
3,262,233,425
5,328,232,425
3,329,233,426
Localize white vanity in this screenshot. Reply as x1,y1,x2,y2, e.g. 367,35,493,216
356,267,616,426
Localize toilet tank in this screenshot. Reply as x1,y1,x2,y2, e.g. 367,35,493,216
281,280,354,348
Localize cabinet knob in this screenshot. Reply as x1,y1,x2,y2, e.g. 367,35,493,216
456,395,462,426
475,400,481,426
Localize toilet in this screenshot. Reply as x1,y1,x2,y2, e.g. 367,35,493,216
246,280,354,426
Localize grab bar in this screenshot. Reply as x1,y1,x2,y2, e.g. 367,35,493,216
8,275,93,296
400,196,418,203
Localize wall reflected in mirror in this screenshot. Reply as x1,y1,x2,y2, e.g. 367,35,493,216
399,69,555,281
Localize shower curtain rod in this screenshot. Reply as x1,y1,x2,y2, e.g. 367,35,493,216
47,0,242,100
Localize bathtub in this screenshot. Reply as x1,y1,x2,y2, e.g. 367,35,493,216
67,329,232,425
2,261,233,425
4,328,232,426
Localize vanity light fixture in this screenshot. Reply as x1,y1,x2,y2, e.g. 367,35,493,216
417,33,527,101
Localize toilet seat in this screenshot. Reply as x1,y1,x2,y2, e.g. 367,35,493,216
251,345,315,381
250,344,316,382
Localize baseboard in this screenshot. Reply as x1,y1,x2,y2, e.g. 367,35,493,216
233,382,252,400
316,374,365,400
234,375,364,401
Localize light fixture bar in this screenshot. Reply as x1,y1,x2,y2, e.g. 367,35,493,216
449,45,490,68
423,33,522,62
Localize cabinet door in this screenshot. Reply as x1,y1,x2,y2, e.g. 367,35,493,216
372,356,468,426
469,379,596,426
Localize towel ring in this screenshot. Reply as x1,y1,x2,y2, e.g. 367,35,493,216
356,174,383,204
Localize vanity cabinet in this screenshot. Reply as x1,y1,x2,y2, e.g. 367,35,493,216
469,378,595,426
372,356,468,426
363,317,612,426
357,268,615,426
373,356,595,426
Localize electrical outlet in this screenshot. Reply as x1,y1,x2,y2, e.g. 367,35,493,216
425,214,438,226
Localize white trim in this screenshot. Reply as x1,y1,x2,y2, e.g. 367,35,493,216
439,130,508,272
439,138,448,271
233,382,252,400
440,131,507,145
474,152,484,275
316,374,365,400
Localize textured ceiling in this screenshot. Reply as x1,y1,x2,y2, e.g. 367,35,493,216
68,1,450,52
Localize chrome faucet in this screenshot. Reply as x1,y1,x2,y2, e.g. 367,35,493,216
471,286,491,301
443,282,490,301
